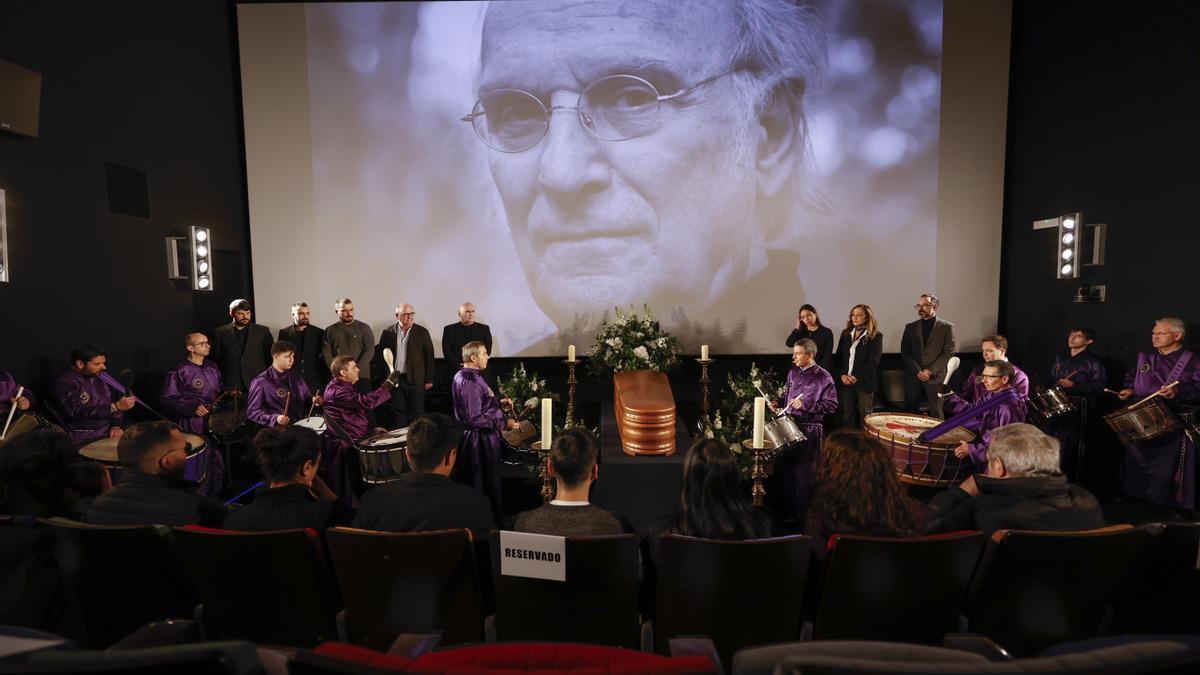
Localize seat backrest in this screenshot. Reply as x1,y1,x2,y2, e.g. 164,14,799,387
1110,521,1200,634
324,527,484,649
813,531,986,643
170,526,339,648
965,525,1153,656
655,534,812,668
42,517,194,648
489,533,640,647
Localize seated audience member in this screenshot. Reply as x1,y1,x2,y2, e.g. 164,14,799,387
353,413,494,537
0,429,100,518
513,428,626,536
63,461,112,516
224,426,348,532
925,423,1105,534
805,430,925,551
652,438,772,550
84,421,228,527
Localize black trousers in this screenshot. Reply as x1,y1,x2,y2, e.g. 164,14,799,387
386,380,425,428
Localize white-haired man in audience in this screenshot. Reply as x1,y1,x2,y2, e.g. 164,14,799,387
925,423,1104,534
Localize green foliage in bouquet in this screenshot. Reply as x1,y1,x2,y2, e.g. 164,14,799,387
697,363,786,478
588,305,681,377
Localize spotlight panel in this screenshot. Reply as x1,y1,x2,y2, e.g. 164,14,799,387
191,225,213,291
1055,212,1082,279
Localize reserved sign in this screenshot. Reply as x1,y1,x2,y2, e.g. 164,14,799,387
499,530,566,581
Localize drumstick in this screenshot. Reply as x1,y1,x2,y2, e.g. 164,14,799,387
383,348,395,373
210,390,230,407
306,397,317,418
1132,380,1180,408
283,391,292,419
1,386,23,440
1103,388,1123,396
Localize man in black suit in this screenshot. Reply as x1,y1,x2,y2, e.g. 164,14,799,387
377,303,435,428
900,293,957,418
211,298,273,393
277,302,327,393
441,301,494,389
352,413,494,537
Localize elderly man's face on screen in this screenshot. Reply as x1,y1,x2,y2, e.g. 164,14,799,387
474,0,798,325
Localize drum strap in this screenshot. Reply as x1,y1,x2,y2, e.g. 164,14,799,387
1167,351,1193,387
322,414,355,443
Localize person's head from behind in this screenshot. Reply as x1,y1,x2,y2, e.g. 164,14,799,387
809,430,922,538
405,413,464,475
472,0,825,326
548,428,601,493
986,423,1061,479
254,425,323,487
0,429,79,515
676,437,766,539
65,461,111,499
117,421,189,479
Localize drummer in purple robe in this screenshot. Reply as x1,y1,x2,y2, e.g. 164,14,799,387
160,333,227,495
1116,317,1200,510
48,344,135,447
945,360,1027,469
0,369,34,418
246,341,319,428
769,338,839,524
944,335,1029,416
452,341,519,520
322,354,399,509
1045,328,1109,481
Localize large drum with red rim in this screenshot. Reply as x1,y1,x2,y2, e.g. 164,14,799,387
863,412,976,487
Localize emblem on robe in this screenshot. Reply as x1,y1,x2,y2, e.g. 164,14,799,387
192,378,204,390
1140,363,1151,373
276,387,288,398
80,391,90,404
975,375,983,384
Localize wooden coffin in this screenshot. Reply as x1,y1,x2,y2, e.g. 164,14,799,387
613,369,676,456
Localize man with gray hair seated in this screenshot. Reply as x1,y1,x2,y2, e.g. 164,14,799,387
925,423,1104,534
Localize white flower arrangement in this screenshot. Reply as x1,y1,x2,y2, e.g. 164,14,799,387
588,305,681,376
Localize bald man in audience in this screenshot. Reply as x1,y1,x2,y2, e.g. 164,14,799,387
83,421,228,526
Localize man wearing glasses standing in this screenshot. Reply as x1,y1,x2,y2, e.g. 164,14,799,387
464,0,825,348
378,304,435,429
1116,318,1199,510
901,293,957,418
160,333,226,495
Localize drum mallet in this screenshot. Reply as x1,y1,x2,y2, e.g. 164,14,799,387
1,386,23,440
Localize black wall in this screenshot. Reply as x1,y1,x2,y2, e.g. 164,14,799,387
999,0,1200,387
0,0,251,400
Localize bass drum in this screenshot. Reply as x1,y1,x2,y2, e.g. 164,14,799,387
208,406,256,445
0,412,65,445
863,412,976,488
356,427,409,485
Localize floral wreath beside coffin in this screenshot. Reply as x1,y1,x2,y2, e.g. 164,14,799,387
698,363,786,478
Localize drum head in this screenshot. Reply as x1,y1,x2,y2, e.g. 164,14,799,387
363,427,408,448
862,413,974,445
182,433,207,456
79,437,122,464
1,414,39,444
294,416,327,435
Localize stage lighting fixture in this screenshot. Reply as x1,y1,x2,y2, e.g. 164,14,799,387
191,225,213,291
1055,212,1082,279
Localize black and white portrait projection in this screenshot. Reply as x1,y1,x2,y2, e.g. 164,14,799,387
238,0,1010,356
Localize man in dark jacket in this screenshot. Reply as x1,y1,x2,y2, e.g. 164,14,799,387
376,303,436,428
278,301,328,393
926,423,1104,534
211,298,273,394
84,421,228,527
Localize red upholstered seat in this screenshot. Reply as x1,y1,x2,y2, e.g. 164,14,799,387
311,642,717,674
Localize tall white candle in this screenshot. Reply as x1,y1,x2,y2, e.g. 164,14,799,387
752,396,765,449
541,398,553,449
567,345,576,362
700,344,709,361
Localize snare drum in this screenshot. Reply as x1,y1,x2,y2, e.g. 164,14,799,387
764,414,807,449
208,406,255,445
1028,386,1075,423
1104,398,1180,445
294,416,327,435
356,427,409,485
863,412,976,487
79,432,206,469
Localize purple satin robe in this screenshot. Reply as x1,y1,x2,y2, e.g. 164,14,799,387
161,359,226,493
452,368,505,518
777,364,838,521
48,370,124,447
948,388,1027,467
321,377,392,510
945,363,1029,416
246,367,311,427
1121,349,1199,509
1051,349,1108,394
0,370,35,418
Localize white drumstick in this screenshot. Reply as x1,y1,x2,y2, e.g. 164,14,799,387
942,356,961,386
383,348,395,373
1,386,23,440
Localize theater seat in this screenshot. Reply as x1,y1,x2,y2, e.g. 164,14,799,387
1110,522,1200,634
5,640,262,674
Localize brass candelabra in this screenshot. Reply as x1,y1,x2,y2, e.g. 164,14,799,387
697,358,713,418
742,438,775,507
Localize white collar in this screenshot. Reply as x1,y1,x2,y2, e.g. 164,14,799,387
549,500,590,506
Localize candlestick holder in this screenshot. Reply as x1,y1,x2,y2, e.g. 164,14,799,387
531,440,555,504
697,358,714,418
741,438,776,507
563,359,578,424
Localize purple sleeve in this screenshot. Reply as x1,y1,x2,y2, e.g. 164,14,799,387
956,370,976,405
246,380,276,427
52,377,106,422
1180,360,1200,405
809,375,840,416
1013,369,1030,399
453,378,504,430
968,402,1025,464
160,371,198,417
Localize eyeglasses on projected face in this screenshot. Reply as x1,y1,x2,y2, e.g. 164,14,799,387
462,68,739,153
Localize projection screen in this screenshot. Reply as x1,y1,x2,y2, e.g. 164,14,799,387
237,0,1010,357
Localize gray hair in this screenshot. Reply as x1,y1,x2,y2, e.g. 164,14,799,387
462,340,487,363
1156,317,1186,338
988,423,1061,477
794,338,817,356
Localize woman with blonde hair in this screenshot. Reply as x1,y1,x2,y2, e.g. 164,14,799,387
834,303,883,427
